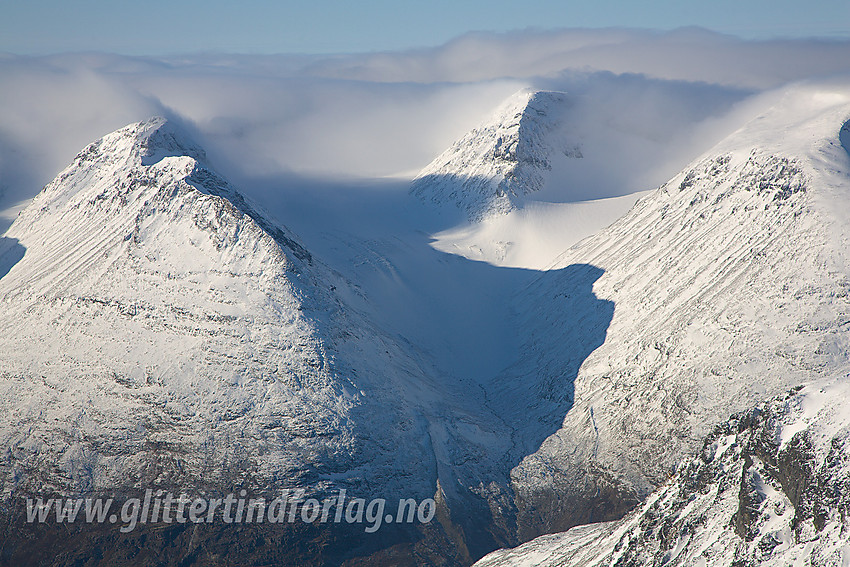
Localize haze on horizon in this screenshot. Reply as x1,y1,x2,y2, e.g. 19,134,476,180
3,0,850,55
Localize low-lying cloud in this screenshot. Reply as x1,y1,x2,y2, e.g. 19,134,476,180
1,27,849,231
294,28,850,88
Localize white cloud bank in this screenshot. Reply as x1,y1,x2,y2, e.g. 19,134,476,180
2,28,850,234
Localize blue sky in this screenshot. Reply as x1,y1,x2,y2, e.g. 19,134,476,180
2,0,849,55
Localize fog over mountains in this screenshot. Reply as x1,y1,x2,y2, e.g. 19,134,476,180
1,28,850,566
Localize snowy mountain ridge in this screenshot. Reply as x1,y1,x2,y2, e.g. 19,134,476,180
1,83,850,566
476,377,850,566
477,85,850,542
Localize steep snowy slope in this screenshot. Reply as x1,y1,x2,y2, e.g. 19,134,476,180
0,118,453,505
476,378,850,566
490,85,850,539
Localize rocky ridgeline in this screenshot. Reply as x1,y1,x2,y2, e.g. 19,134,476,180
476,380,850,566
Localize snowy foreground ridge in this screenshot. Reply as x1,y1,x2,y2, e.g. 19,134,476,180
475,381,850,566
0,83,849,565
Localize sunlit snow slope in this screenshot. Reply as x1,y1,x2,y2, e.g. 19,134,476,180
482,84,850,541
411,89,582,221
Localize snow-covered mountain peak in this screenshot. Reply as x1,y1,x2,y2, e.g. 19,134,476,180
69,115,206,173
411,88,580,220
14,116,312,268
0,118,352,496
0,118,496,532
25,117,208,219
